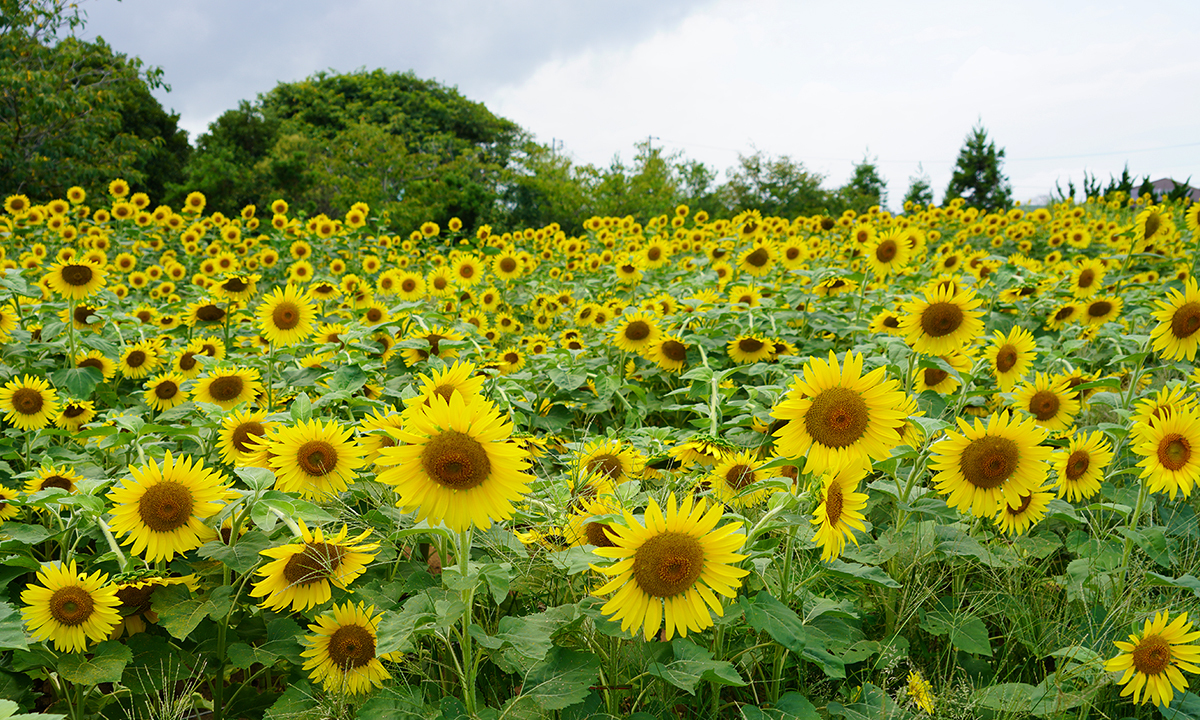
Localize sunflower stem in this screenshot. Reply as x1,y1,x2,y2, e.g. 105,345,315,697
265,342,275,413
710,622,725,717
457,527,477,716
97,518,128,573
268,506,303,537
65,316,77,370
1114,481,1150,601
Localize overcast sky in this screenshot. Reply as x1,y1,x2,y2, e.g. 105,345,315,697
80,0,1200,211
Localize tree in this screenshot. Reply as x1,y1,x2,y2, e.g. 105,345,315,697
944,123,1012,211
719,150,829,218
1,0,183,199
833,153,887,213
903,163,934,210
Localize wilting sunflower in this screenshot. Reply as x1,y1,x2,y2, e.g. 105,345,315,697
592,493,749,640
377,392,531,532
899,285,985,355
1053,430,1114,502
107,452,230,562
0,375,59,431
993,484,1054,535
1133,410,1200,500
45,259,107,300
930,412,1051,518
771,351,909,475
983,327,1037,392
21,560,121,653
267,419,365,499
727,334,774,364
250,522,378,612
811,461,870,562
1150,278,1200,361
302,602,395,695
257,283,316,347
708,450,772,508
218,409,275,467
611,311,661,354
1082,296,1122,326
194,367,262,410
1012,372,1081,432
1104,610,1200,707
143,372,189,412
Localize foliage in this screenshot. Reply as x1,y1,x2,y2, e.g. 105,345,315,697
944,123,1012,211
902,164,934,211
719,150,830,218
831,153,888,215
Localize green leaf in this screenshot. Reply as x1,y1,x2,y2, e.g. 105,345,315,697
57,640,132,685
0,602,29,651
525,646,600,710
972,683,1036,712
375,592,436,655
919,609,992,657
825,683,913,719
151,585,210,640
825,560,901,588
547,368,588,391
290,392,312,423
741,692,821,720
0,524,51,545
235,466,276,490
49,366,104,398
647,638,745,695
0,698,65,720
1166,691,1200,720
264,683,321,720
197,531,272,573
1145,572,1200,598
740,592,845,678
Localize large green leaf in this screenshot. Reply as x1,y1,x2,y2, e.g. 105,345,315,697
196,531,272,573
57,640,132,685
1145,572,1200,598
150,585,210,640
375,592,437,655
741,692,820,720
0,602,28,651
647,638,745,695
826,683,913,720
740,592,845,678
0,698,65,720
524,646,600,711
825,560,901,588
919,609,992,657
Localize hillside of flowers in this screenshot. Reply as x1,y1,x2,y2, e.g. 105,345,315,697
0,182,1199,720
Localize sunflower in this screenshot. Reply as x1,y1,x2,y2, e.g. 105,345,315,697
0,486,20,523
708,450,772,508
737,242,775,277
611,311,661,354
110,574,197,640
771,351,909,475
1150,278,1200,361
1134,204,1176,250
218,409,275,467
107,452,230,562
267,419,365,500
1133,410,1200,500
194,367,262,410
913,352,972,395
20,560,121,653
249,522,378,612
1068,258,1106,298
0,375,59,431
647,335,688,372
211,273,258,302
1082,296,1122,326
811,461,870,561
727,334,773,364
1012,372,1080,432
865,229,911,278
257,283,316,347
45,259,107,300
1104,610,1200,707
55,400,96,431
930,412,1051,518
1052,430,1113,502
119,341,163,380
403,360,487,416
301,602,395,694
984,327,1037,392
182,298,227,328
356,409,405,470
144,372,189,412
993,484,1054,535
399,325,463,366
592,493,749,640
25,464,82,500
576,438,644,484
907,670,935,714
495,347,525,375
899,285,985,355
452,255,483,286
376,392,531,532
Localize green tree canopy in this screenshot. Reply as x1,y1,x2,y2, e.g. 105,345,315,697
832,153,887,214
719,150,829,219
944,123,1012,211
1,0,187,200
903,163,934,210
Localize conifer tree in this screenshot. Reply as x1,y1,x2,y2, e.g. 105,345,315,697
944,123,1012,211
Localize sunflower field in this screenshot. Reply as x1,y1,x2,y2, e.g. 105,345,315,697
1,184,1199,720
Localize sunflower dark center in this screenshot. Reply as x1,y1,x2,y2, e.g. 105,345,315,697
208,376,244,402
586,453,624,479
126,350,147,368
1028,391,1061,421
875,240,898,263
825,481,844,524
11,388,43,415
283,542,345,585
1076,269,1095,288
61,264,93,286
178,352,197,371
116,584,156,614
1065,450,1090,481
39,475,73,491
366,308,383,323
272,302,300,330
328,624,376,669
1055,306,1075,322
725,464,755,490
745,247,769,267
503,351,520,364
154,381,179,400
231,421,265,453
297,440,338,476
920,302,964,338
421,430,491,490
49,585,94,626
624,321,651,341
632,531,705,598
1131,634,1171,675
786,247,801,260
738,338,765,353
661,340,687,362
1158,433,1191,471
222,278,248,292
74,306,97,324
1088,301,1112,318
196,305,225,322
137,481,195,533
882,316,900,329
996,346,1018,373
924,368,949,387
63,404,87,418
585,522,616,548
1144,214,1162,239
1008,494,1033,514
959,436,1019,489
78,358,105,372
804,387,870,449
1171,302,1200,339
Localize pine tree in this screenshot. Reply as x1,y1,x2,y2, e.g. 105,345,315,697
903,163,934,211
944,123,1012,211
